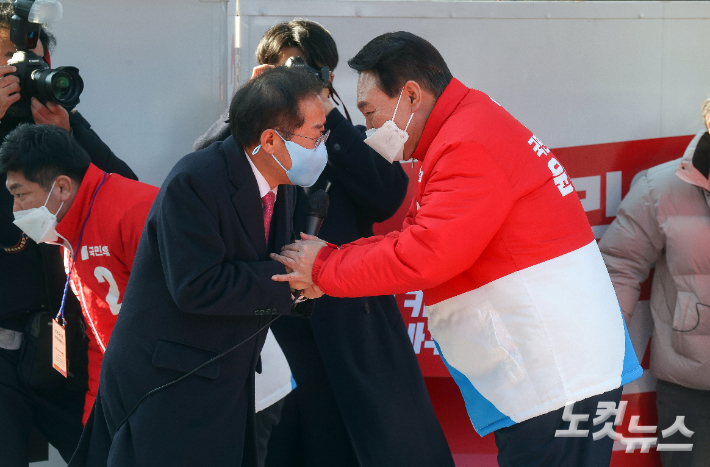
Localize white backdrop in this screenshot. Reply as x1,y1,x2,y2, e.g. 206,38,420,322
49,0,233,187
44,1,710,188
238,1,710,149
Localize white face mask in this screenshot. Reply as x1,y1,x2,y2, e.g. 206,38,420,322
364,87,415,163
13,180,64,244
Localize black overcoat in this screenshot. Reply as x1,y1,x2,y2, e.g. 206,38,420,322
69,136,312,467
195,109,455,467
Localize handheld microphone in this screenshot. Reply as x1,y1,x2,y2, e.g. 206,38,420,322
304,189,329,237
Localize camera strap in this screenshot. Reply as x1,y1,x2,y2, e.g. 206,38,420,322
2,232,28,253
330,86,352,124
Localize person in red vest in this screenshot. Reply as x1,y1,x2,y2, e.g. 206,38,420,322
1,123,158,424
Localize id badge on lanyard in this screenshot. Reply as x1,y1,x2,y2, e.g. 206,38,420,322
53,172,107,377
52,320,68,377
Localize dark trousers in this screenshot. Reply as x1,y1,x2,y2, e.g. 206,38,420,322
0,347,87,466
264,319,359,467
656,379,710,467
265,387,358,467
494,387,623,467
255,397,285,467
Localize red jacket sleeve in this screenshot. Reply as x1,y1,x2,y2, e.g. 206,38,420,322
312,141,517,297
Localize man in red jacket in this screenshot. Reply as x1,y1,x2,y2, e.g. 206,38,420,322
273,32,642,467
1,124,158,424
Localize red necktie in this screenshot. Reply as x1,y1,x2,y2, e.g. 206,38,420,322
262,191,276,242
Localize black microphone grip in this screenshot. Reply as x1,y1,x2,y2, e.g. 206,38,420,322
303,190,329,237
294,190,329,299
304,216,325,237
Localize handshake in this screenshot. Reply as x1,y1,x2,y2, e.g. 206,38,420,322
271,233,328,300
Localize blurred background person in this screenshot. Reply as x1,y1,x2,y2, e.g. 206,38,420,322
599,97,710,467
0,3,137,465
195,19,454,467
1,123,158,426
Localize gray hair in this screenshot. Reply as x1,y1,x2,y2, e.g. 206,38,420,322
703,96,710,121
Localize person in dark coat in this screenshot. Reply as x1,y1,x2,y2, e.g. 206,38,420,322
0,9,137,465
195,20,455,467
68,67,323,467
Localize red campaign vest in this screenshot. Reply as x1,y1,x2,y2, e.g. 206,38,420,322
56,164,158,420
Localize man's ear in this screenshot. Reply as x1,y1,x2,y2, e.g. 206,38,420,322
403,80,423,113
260,129,278,155
55,175,74,202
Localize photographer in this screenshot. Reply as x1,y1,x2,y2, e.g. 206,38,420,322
0,3,137,465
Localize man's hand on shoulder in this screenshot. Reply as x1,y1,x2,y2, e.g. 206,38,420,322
31,98,71,132
0,65,21,119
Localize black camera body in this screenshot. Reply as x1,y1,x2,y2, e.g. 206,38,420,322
6,51,83,118
6,0,83,119
283,56,330,84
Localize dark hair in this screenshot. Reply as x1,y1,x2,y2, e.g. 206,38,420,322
256,19,338,71
229,66,323,151
0,3,56,54
348,31,452,98
0,124,91,189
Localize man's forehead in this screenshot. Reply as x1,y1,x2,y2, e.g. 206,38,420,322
356,72,384,108
299,95,326,128
5,171,30,191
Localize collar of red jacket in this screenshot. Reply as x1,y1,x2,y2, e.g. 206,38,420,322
55,163,107,250
410,77,469,162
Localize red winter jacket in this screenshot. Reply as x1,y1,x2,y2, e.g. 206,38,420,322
312,78,640,435
56,163,158,423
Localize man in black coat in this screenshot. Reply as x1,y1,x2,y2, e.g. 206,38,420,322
68,67,323,467
195,20,455,467
0,10,137,465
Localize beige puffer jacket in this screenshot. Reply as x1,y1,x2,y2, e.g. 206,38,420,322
599,131,710,390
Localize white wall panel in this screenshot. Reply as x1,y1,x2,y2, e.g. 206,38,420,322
50,0,231,186
239,1,710,150
37,1,710,187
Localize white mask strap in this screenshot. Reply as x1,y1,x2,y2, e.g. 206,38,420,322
44,179,64,215
44,179,58,206
252,130,288,155
392,87,405,121
54,201,64,217
404,113,415,132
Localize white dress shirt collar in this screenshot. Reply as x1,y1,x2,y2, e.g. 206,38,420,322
245,151,278,199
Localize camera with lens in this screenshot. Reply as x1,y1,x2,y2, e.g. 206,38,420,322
6,0,83,119
283,56,330,85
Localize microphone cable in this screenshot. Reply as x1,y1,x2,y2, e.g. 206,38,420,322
112,315,279,438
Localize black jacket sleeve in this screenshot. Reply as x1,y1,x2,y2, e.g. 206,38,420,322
322,109,409,223
69,111,138,181
193,109,231,151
